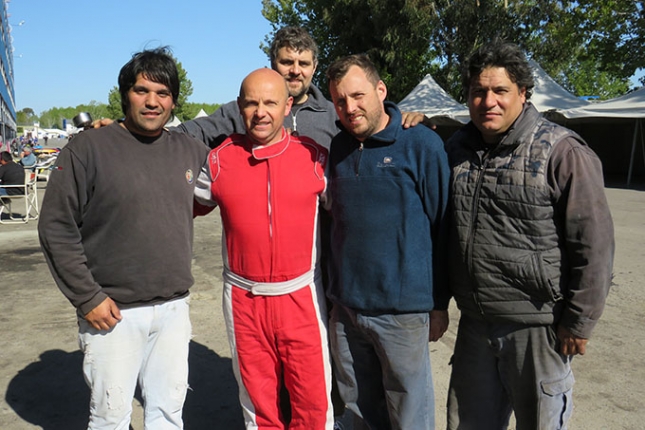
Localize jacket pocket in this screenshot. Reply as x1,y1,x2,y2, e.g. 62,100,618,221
531,252,563,302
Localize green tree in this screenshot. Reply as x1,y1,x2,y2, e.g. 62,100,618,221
182,102,221,120
16,107,37,125
262,0,436,101
261,0,640,102
173,59,194,121
77,101,110,122
558,58,630,99
106,86,122,119
39,107,75,129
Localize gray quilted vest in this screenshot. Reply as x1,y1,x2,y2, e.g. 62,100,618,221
446,104,581,324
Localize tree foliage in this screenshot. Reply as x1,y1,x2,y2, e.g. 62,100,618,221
262,0,436,101
34,100,220,129
261,0,642,102
182,102,221,120
16,108,37,125
173,59,194,121
106,86,122,120
35,102,110,129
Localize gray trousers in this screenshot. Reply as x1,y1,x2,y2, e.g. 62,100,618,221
447,314,574,430
330,304,434,430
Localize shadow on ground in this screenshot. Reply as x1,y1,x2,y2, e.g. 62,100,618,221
5,341,243,429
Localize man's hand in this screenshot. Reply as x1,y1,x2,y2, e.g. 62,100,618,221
84,297,122,331
401,111,427,129
429,310,449,342
91,118,114,129
401,111,438,130
557,325,588,356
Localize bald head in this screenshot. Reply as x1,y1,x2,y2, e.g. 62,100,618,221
239,68,289,100
237,68,293,146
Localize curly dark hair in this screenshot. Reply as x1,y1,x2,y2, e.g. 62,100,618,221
462,40,534,100
269,26,319,68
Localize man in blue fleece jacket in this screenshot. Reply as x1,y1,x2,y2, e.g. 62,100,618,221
325,54,451,430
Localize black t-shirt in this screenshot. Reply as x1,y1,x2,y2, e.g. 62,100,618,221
0,161,25,195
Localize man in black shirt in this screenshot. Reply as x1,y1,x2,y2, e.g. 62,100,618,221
0,152,24,196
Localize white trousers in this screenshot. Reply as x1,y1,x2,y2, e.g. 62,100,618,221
78,297,191,430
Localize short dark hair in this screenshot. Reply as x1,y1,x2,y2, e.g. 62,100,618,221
270,26,319,68
1,151,13,162
326,54,381,87
462,40,534,100
118,47,180,115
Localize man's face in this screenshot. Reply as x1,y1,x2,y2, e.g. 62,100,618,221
273,47,316,104
238,70,293,146
467,66,526,143
123,73,175,137
329,65,388,142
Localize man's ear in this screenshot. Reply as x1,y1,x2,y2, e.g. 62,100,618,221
284,96,294,117
377,80,387,102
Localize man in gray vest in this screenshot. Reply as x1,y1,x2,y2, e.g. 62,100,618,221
444,40,614,429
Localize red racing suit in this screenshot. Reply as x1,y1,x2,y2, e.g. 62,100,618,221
195,129,333,429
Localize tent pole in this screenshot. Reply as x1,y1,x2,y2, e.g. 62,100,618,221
627,120,640,187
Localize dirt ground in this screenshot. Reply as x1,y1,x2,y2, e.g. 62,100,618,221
0,176,643,429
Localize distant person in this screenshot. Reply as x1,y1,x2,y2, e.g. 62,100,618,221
0,151,25,196
43,135,49,146
19,146,36,167
194,68,334,429
38,47,208,430
444,40,614,429
325,54,451,430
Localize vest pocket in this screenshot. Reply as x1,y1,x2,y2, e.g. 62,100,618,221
531,252,563,302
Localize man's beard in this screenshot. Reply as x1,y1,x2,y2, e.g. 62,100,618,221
289,82,308,104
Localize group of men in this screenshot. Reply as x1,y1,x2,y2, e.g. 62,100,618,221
38,26,613,430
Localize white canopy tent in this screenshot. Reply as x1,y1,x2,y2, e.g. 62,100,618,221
528,60,590,112
556,87,645,119
166,116,181,127
396,63,644,184
548,88,645,186
397,60,588,125
397,74,470,125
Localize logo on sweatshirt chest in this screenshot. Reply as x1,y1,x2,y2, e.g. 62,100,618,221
376,156,396,168
185,169,194,184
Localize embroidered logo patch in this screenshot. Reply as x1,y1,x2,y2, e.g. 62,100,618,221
377,156,396,168
185,169,194,184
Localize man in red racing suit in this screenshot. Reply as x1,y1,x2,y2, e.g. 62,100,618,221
194,68,333,429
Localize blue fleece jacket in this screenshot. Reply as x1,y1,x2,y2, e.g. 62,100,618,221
327,102,451,313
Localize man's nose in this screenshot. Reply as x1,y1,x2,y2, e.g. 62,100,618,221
483,91,497,108
145,92,160,107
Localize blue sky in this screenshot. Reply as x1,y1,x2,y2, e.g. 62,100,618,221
7,1,643,115
8,0,274,115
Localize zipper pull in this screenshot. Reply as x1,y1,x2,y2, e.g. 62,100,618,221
473,292,485,315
